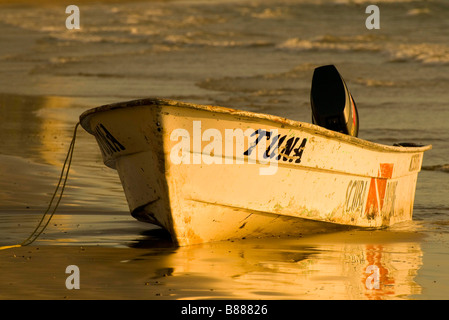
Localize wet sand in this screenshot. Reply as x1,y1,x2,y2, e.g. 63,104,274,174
0,223,433,300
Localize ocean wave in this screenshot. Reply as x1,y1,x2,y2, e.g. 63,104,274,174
406,8,431,16
388,43,449,64
354,78,396,87
250,7,287,19
277,34,449,65
163,33,273,48
277,35,383,52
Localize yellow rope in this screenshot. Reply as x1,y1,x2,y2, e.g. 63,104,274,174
0,122,80,251
0,245,21,250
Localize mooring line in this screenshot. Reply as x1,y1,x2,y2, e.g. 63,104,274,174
0,122,80,251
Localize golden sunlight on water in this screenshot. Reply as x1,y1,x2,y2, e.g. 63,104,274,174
0,94,128,213
0,226,424,300
34,96,75,167
164,231,422,299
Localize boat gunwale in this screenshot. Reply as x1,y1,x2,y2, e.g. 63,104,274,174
79,97,432,154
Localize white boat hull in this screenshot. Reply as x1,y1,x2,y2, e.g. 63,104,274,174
80,98,431,246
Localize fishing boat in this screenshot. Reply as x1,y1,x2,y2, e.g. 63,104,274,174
79,65,431,246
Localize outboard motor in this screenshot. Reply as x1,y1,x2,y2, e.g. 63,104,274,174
310,65,359,137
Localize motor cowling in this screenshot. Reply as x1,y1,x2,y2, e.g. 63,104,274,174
310,65,359,137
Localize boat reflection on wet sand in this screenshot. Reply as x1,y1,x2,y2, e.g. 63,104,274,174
0,217,422,300
151,228,423,300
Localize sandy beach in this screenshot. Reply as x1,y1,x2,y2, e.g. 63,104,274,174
1,0,449,300
3,220,447,300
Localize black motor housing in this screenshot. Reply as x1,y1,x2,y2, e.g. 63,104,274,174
310,65,359,137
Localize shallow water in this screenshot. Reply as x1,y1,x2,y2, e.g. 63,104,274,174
0,0,448,300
